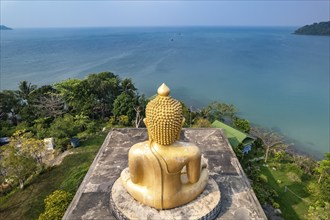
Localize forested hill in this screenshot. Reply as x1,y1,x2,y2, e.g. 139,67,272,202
294,21,330,36
0,25,12,30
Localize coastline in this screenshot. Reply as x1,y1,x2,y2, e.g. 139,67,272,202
286,145,322,160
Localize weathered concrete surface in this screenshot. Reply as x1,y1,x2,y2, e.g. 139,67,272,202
111,177,221,220
63,128,267,220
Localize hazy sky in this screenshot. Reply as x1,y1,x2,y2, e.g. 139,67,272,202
1,1,329,28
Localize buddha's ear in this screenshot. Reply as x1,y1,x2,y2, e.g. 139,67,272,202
182,118,185,127
143,118,148,128
144,118,153,145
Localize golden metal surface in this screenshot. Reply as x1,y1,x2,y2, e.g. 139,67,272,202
120,83,208,209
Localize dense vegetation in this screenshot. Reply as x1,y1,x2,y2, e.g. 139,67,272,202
0,133,106,219
0,72,329,219
294,21,330,35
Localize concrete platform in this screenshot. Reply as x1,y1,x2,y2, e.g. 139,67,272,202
111,177,221,220
63,128,267,220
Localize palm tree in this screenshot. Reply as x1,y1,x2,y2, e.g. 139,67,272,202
18,81,37,101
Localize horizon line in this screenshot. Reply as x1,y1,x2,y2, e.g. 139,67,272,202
2,24,302,29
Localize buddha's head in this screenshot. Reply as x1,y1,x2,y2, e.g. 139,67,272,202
144,83,184,145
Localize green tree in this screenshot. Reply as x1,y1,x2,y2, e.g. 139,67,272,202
233,118,250,133
85,72,121,119
307,154,330,219
73,114,91,132
33,117,52,139
0,120,15,137
315,152,330,184
204,102,237,123
55,72,122,119
28,85,57,103
113,92,137,125
48,114,80,150
121,78,137,95
18,132,47,166
0,145,36,189
0,90,21,125
20,85,57,124
54,79,86,114
180,102,191,127
15,81,37,123
38,190,73,220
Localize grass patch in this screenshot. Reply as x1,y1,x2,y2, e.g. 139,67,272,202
0,132,107,220
260,162,311,220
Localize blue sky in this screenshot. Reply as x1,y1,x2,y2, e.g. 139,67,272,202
1,1,329,28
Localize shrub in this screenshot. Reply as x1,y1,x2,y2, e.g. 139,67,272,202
192,118,211,128
55,138,70,151
274,151,284,162
0,120,15,137
258,174,268,183
307,201,330,220
272,202,280,209
38,190,73,220
15,121,31,132
118,115,130,126
233,118,250,133
48,114,81,150
253,182,278,205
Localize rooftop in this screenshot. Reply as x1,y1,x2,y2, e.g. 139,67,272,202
212,120,255,148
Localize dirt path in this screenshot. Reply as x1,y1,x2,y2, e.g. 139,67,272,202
49,150,75,166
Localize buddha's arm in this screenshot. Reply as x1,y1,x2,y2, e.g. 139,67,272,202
201,156,207,169
186,154,201,184
128,151,141,183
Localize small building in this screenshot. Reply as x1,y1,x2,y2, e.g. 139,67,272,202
44,138,55,150
211,120,255,153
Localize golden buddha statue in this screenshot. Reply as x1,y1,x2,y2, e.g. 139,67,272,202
120,83,208,210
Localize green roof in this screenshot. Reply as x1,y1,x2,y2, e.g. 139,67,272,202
211,120,255,148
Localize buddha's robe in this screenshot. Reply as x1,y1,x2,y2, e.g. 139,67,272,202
121,141,208,209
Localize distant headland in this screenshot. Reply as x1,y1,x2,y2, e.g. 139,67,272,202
0,25,12,30
293,21,330,36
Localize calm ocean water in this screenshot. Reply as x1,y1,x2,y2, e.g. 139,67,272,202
1,27,329,158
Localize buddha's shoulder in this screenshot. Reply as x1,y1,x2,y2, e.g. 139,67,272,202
129,141,150,151
176,141,198,146
175,141,200,151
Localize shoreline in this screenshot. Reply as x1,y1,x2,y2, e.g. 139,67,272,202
285,145,322,160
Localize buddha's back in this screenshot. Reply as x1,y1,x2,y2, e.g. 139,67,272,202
120,83,208,210
126,141,163,208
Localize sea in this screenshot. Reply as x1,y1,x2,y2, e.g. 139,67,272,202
0,26,329,159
